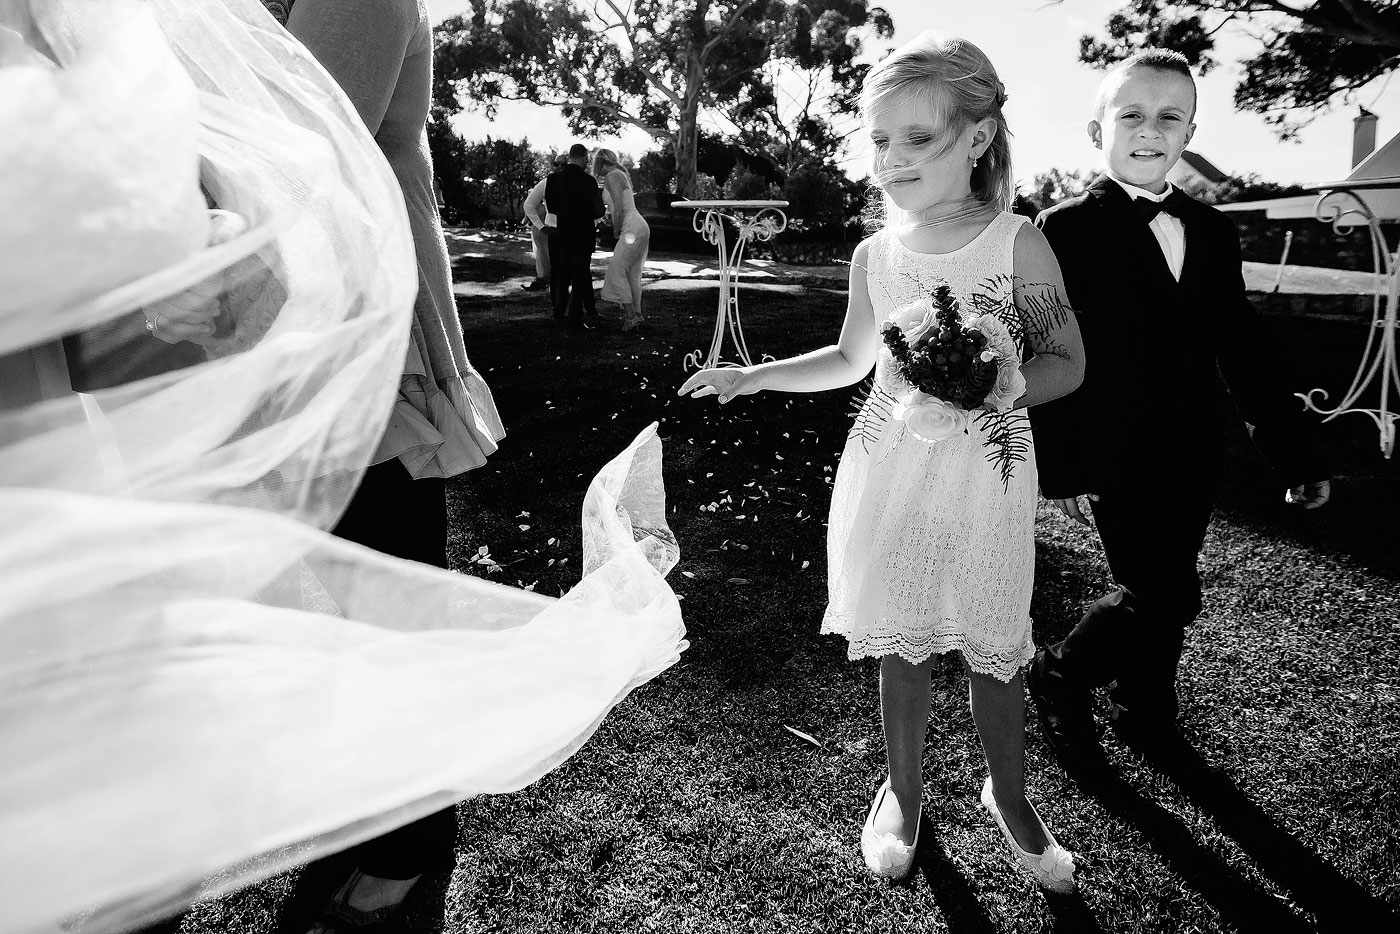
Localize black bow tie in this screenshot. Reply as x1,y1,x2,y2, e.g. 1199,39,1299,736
1135,190,1188,224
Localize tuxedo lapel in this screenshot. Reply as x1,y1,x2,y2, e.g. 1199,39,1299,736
1088,177,1178,290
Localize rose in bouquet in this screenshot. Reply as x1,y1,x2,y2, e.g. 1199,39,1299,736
880,281,1026,443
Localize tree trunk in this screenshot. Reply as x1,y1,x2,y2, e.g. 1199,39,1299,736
674,98,700,198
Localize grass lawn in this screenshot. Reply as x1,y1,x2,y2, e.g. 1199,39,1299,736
172,274,1399,934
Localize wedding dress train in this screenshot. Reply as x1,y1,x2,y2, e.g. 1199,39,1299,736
0,3,685,932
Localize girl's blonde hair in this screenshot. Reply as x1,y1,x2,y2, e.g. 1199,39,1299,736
860,30,1012,224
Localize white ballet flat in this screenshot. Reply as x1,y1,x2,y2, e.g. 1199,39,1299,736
980,777,1077,894
860,779,920,880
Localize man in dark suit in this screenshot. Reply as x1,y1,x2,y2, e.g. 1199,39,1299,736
1026,50,1330,772
544,143,605,328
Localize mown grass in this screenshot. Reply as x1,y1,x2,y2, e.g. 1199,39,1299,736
173,277,1399,934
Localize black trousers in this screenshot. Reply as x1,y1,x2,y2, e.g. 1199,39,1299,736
329,459,458,878
1041,482,1217,719
548,237,595,320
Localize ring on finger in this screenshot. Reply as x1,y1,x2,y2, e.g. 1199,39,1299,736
145,312,167,333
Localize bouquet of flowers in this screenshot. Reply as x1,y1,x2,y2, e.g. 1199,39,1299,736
879,280,1026,443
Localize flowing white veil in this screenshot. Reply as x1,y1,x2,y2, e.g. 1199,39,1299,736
0,2,686,932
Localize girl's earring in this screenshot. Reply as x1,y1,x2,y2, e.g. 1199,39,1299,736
972,156,979,169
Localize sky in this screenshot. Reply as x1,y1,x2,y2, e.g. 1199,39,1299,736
427,0,1400,189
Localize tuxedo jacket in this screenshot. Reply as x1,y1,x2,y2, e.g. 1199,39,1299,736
1029,176,1325,499
544,164,605,253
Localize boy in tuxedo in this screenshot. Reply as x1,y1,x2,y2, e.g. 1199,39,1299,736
1026,50,1331,771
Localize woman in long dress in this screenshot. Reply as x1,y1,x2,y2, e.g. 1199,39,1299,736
594,148,651,331
268,1,506,925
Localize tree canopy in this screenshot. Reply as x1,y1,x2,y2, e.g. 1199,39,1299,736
462,137,541,220
1068,1,1400,138
728,1,893,175
433,1,893,196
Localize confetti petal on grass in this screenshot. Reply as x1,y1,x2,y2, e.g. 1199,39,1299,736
783,725,823,748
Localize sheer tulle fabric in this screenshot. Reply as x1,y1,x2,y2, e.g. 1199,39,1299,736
0,3,686,932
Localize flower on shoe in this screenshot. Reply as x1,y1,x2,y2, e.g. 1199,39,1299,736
863,830,914,872
1039,843,1076,883
967,313,1026,412
892,391,968,443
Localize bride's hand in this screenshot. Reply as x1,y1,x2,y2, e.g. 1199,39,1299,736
678,366,761,404
143,209,248,346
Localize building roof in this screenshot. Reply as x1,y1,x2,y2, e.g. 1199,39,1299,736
1346,126,1400,182
1216,128,1400,223
1179,150,1229,184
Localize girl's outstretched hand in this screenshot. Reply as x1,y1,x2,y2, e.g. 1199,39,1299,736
678,366,760,404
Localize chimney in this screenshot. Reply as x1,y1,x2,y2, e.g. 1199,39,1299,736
1353,107,1378,168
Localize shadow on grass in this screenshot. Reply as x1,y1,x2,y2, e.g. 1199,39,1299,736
909,815,1107,934
1126,737,1400,931
1042,891,1108,934
1069,762,1322,934
908,816,1000,934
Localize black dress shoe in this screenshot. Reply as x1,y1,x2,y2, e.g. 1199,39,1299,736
1027,651,1109,774
521,278,548,291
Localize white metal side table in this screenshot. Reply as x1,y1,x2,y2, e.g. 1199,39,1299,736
1298,177,1400,457
670,199,789,370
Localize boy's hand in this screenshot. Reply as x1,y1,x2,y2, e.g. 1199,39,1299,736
1051,493,1098,527
678,367,760,404
1285,480,1331,510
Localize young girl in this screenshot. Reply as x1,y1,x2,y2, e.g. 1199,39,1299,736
680,31,1085,890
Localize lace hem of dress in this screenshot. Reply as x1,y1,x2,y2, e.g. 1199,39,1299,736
820,612,1035,682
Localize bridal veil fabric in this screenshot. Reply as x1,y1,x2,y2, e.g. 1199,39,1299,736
0,2,686,932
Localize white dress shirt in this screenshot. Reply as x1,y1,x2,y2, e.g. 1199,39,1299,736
523,177,548,230
1113,177,1185,281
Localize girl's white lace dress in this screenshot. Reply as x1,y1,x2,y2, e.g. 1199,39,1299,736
822,213,1038,681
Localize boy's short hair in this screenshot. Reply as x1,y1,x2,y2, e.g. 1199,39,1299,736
568,143,590,160
1092,49,1196,121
